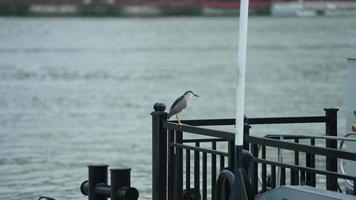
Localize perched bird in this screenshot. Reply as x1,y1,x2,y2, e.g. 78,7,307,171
168,91,199,126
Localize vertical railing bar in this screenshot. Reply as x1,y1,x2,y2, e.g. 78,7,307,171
173,132,178,200
243,124,251,151
306,138,316,186
168,129,174,200
220,155,225,172
186,149,191,190
306,141,312,186
211,141,217,200
251,143,259,196
271,165,276,189
228,139,235,172
325,108,338,191
301,170,306,185
280,167,286,186
291,139,299,185
311,138,316,186
176,131,183,200
173,135,178,200
194,142,200,196
353,179,356,196
203,152,207,200
262,145,266,192
290,168,294,186
295,138,299,185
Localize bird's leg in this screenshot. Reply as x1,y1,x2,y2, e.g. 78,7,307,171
176,114,183,126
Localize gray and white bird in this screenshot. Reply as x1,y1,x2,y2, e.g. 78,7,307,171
168,91,199,126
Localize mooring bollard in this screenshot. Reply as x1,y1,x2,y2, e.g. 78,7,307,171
80,165,139,200
111,168,138,200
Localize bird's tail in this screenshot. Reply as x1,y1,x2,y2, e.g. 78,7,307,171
167,111,173,119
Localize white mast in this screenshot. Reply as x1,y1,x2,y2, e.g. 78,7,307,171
235,0,249,146
234,1,250,199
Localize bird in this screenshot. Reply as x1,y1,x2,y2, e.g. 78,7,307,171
168,91,199,126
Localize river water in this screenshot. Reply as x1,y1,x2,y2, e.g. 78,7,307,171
0,16,355,199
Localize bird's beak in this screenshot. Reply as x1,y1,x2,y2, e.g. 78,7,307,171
193,94,199,97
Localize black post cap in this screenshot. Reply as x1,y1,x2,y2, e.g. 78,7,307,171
153,103,166,112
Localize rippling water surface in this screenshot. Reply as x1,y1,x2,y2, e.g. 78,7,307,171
0,16,355,199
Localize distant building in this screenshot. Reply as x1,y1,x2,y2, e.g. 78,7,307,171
0,0,354,16
0,0,355,7
0,0,274,15
0,0,272,9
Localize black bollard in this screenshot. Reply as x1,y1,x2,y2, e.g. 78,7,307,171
80,166,138,200
88,165,109,200
111,168,139,200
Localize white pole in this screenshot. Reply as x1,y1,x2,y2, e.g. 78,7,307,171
234,1,250,199
235,0,249,146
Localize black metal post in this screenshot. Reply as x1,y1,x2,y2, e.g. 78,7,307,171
325,108,338,191
234,145,243,200
243,123,251,151
228,139,235,171
89,165,108,200
152,103,168,200
111,168,138,200
234,119,250,200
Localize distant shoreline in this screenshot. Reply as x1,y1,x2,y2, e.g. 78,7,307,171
0,2,356,17
0,4,253,17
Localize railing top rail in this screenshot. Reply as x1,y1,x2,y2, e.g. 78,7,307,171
246,135,356,161
169,119,235,126
169,116,326,126
255,158,356,181
164,122,235,140
249,116,327,125
183,138,228,143
265,134,356,142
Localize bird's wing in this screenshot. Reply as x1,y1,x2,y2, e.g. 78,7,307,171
168,95,186,119
169,95,184,111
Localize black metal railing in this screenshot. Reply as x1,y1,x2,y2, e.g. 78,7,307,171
250,135,356,192
166,128,234,200
152,104,356,200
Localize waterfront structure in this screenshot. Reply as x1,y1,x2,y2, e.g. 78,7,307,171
1,0,355,16
151,104,356,200
0,0,270,16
